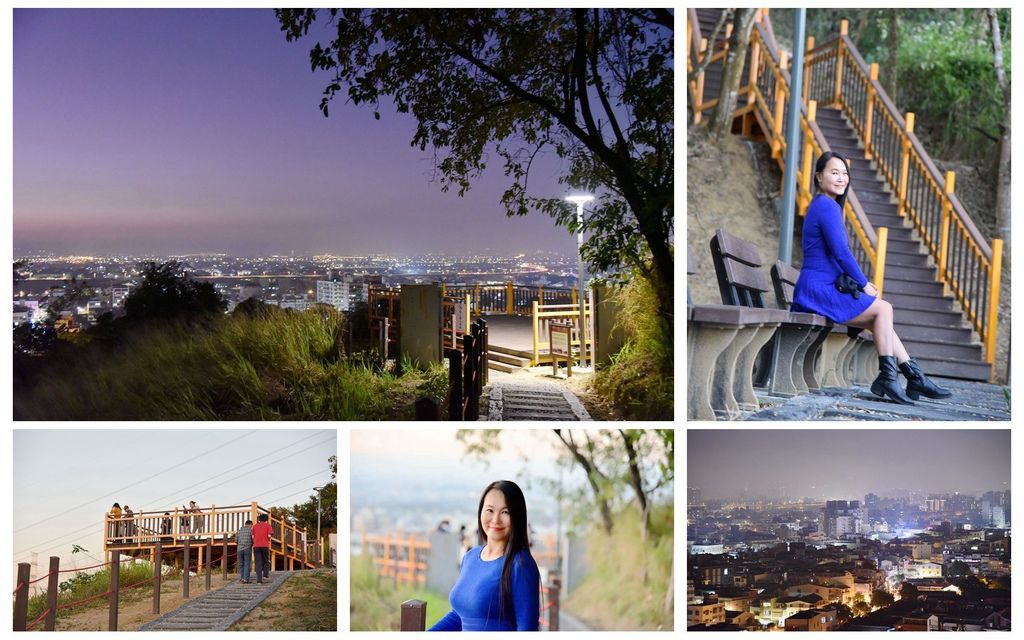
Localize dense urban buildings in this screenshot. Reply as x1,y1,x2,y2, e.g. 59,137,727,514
13,251,577,332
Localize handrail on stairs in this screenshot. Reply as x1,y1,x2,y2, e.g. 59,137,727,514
688,9,1002,369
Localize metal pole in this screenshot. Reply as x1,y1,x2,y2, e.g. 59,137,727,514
576,201,587,368
779,8,807,264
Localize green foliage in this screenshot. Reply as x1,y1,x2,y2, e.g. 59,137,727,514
591,273,673,419
123,261,226,322
14,307,445,420
349,554,448,631
946,560,972,577
871,589,894,608
895,14,1009,162
276,9,674,318
562,504,673,630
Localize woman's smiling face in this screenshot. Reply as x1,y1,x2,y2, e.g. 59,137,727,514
818,156,850,199
480,488,512,548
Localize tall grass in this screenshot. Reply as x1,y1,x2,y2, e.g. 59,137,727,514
592,274,673,420
23,563,157,624
563,504,674,631
350,554,449,631
14,308,448,420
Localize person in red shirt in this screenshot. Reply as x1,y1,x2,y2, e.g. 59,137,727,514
251,513,273,583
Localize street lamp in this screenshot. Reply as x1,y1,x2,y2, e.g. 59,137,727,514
565,194,594,368
314,486,325,566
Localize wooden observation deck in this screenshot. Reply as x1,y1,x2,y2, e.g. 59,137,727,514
103,502,318,572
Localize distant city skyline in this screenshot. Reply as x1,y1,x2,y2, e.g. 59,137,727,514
688,430,1010,501
14,9,580,256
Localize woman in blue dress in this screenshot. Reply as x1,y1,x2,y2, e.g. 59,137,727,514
429,480,540,631
791,151,951,404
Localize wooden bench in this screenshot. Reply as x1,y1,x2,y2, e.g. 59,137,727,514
710,229,831,398
687,249,787,420
770,260,878,387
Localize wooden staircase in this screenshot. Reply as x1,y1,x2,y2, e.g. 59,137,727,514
689,8,1000,381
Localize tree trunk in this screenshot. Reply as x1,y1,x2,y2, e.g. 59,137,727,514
988,9,1011,260
709,8,757,139
620,430,650,585
553,430,614,535
887,11,899,103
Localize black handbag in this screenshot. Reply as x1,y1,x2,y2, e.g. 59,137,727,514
834,273,864,299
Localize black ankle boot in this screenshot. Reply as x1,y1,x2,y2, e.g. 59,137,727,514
899,358,952,400
870,356,915,404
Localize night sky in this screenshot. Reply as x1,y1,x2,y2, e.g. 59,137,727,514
13,9,578,256
688,430,1010,500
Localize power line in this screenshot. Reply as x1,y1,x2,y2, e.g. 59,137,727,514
15,430,257,534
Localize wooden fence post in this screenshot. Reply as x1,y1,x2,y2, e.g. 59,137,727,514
45,555,59,631
938,170,955,295
153,542,162,615
108,550,120,631
477,318,488,387
548,576,561,631
14,562,30,631
772,51,788,158
222,538,229,580
401,599,427,631
183,540,190,599
863,63,879,159
802,36,815,105
447,349,463,421
506,281,514,315
833,20,848,107
463,332,479,421
206,539,213,591
898,112,915,218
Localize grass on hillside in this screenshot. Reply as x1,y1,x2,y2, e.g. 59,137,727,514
564,504,674,631
23,562,158,625
592,275,673,420
350,554,449,631
14,308,448,420
229,569,337,631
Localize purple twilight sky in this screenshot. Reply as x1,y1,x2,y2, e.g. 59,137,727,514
13,9,580,257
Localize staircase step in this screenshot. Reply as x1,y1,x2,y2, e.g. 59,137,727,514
884,291,956,312
882,278,945,296
886,238,928,253
895,322,973,342
868,214,911,229
489,360,520,374
911,356,992,382
901,339,983,362
828,144,867,160
489,350,531,368
884,264,938,281
896,308,969,329
884,253,930,268
883,227,918,241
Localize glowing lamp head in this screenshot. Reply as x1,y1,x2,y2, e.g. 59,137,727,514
565,194,594,206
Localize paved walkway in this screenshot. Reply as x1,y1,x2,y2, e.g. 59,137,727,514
746,378,1010,421
488,381,592,421
139,571,292,631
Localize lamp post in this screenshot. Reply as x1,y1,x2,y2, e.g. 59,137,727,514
565,194,594,368
314,486,325,566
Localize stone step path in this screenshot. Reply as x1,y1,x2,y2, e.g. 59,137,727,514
488,381,592,421
746,378,1009,421
139,571,293,631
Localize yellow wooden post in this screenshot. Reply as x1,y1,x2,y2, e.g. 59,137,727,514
538,284,544,306
571,286,577,306
250,502,258,525
532,300,540,365
506,281,514,315
938,171,955,295
986,239,1004,369
864,64,878,159
695,37,708,124
800,100,818,213
802,36,815,105
833,20,849,107
441,282,446,297
747,26,763,108
474,283,481,312
897,112,915,218
772,51,788,158
872,227,889,296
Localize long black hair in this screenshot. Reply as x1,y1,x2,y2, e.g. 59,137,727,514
476,480,531,625
813,150,851,209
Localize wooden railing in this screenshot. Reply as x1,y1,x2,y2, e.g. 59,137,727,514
689,9,1003,363
103,502,313,570
442,282,576,316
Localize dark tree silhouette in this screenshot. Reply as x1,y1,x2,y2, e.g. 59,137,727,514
123,261,226,322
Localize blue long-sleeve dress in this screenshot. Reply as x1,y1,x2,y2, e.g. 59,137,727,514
790,194,876,322
428,546,540,631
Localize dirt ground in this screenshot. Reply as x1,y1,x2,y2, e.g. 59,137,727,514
46,574,232,631
229,568,337,631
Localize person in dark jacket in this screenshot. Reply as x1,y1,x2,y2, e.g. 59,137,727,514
791,151,951,405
